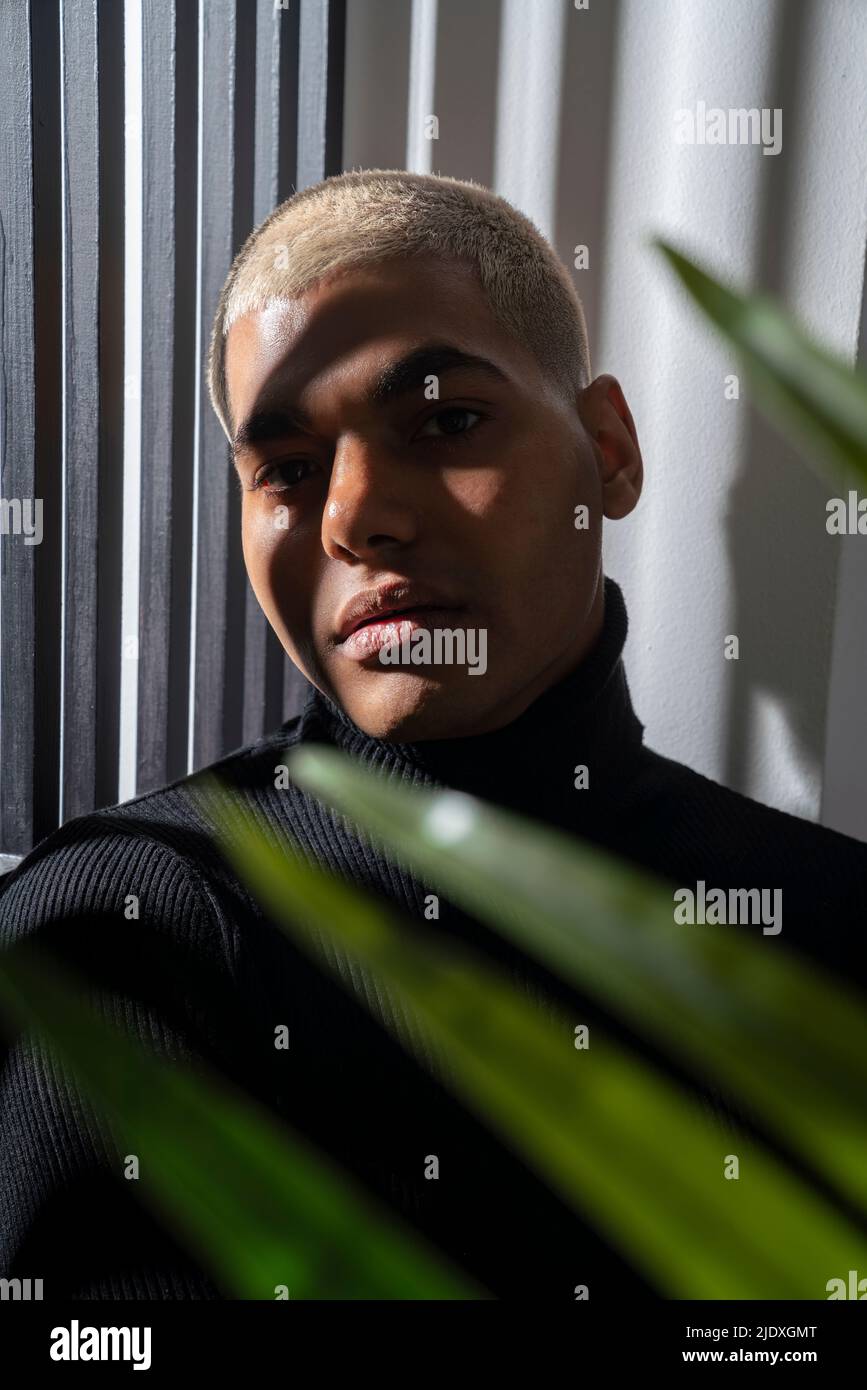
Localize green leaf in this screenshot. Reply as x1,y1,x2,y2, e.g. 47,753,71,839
0,944,480,1300
202,775,867,1299
280,745,867,1220
654,239,867,487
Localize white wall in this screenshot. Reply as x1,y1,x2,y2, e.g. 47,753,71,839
343,0,867,835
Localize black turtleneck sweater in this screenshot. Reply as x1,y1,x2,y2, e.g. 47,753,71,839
1,576,865,1300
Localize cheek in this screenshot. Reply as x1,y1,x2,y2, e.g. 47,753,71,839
241,510,325,677
242,504,310,622
446,435,595,557
242,505,282,592
442,464,509,521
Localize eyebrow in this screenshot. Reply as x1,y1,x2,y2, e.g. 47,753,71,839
231,342,510,461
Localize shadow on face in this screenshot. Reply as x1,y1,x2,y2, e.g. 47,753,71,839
224,254,640,740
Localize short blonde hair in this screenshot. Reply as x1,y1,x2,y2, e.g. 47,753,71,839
208,168,591,441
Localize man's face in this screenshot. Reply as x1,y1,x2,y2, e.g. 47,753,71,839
224,255,632,740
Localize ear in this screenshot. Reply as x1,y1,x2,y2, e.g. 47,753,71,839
577,374,643,520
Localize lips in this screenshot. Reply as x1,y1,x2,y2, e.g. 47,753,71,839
343,610,449,661
345,603,435,638
335,582,463,645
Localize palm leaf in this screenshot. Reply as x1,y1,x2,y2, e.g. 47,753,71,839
280,746,867,1220
654,239,867,485
0,943,478,1299
202,775,867,1299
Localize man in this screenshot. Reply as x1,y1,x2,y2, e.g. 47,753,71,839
1,169,865,1300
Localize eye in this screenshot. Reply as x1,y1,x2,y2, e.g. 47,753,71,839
252,458,318,493
416,406,483,440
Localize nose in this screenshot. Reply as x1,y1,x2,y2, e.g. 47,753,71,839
321,438,418,562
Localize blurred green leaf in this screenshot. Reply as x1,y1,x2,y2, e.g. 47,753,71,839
203,775,867,1299
0,944,479,1300
654,239,867,486
280,745,867,1221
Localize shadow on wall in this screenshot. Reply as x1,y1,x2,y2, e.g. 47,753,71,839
553,0,623,371
724,0,831,802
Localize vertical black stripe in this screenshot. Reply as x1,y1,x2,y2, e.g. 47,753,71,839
0,0,62,854
297,0,346,191
278,0,346,721
243,0,302,745
193,0,256,770
254,0,299,220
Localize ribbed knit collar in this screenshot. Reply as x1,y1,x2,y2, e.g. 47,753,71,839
295,575,646,826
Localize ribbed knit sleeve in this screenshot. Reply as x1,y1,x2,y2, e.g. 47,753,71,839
0,813,244,1299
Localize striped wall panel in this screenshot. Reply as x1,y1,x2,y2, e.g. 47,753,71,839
0,0,347,861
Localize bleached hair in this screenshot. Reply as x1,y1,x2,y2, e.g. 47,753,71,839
208,167,592,441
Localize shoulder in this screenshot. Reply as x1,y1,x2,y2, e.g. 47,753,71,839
0,725,307,1295
617,745,867,972
624,744,867,880
0,715,305,961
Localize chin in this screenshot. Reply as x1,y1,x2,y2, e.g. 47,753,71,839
343,672,488,742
